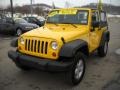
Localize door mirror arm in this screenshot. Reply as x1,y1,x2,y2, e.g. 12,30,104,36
91,21,100,32
92,21,99,28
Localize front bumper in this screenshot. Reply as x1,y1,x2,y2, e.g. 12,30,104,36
8,50,74,72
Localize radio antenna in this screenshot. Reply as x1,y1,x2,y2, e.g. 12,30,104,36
97,0,103,11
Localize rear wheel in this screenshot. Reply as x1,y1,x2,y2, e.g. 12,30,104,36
66,52,85,85
16,28,22,36
98,41,108,57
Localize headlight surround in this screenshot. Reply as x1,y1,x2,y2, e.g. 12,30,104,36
20,37,25,45
51,41,58,50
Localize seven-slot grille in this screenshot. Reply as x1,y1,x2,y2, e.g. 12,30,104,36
25,39,48,54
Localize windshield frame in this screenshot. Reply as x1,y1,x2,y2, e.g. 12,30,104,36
46,10,89,25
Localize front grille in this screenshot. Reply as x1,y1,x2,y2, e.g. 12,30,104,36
25,39,48,54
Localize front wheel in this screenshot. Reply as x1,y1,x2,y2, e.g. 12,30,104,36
98,41,108,57
16,28,22,36
66,52,85,85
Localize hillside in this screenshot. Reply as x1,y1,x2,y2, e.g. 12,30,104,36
79,3,120,15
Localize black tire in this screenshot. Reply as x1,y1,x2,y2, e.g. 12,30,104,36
98,41,108,57
16,28,22,36
66,52,85,85
15,62,31,71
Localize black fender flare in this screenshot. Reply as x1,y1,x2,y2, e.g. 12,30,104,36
59,39,89,58
11,38,18,47
99,30,110,47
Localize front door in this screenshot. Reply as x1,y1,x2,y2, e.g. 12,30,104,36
89,11,108,53
89,11,101,52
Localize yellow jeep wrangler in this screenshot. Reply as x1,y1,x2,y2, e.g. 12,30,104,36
8,8,110,85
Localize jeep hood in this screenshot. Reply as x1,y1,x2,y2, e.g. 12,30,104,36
22,24,89,42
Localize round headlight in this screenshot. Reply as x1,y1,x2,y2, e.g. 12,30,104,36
51,41,58,50
20,37,25,45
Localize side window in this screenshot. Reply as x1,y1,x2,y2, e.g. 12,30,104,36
92,11,99,22
29,18,33,22
2,18,6,23
25,18,29,22
0,19,2,23
77,11,88,24
100,12,107,22
24,18,28,22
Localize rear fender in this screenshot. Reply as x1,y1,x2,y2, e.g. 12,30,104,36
99,30,110,46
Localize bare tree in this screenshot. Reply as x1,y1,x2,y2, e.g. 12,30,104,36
35,7,44,16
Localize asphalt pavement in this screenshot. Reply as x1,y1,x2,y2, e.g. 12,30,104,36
0,18,120,90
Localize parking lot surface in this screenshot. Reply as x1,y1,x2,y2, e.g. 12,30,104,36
0,18,120,90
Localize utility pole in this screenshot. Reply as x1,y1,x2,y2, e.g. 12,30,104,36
10,0,13,18
65,1,69,8
30,0,33,16
110,0,112,14
52,2,55,9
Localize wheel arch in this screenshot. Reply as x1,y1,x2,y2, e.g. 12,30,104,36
59,39,89,58
99,30,110,47
16,27,22,32
11,38,18,47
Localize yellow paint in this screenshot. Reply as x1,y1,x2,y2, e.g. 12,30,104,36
59,9,77,14
48,10,58,17
18,8,107,60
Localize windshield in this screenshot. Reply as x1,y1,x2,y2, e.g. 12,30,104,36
47,10,88,24
29,17,38,22
15,18,28,23
37,17,45,21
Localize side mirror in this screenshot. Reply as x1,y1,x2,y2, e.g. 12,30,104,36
92,21,99,28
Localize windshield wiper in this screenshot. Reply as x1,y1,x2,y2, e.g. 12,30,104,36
54,23,58,26
70,24,77,28
62,22,77,28
47,22,58,26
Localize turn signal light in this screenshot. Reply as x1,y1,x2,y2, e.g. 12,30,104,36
52,52,56,57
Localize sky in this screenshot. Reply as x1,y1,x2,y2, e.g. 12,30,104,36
0,0,120,9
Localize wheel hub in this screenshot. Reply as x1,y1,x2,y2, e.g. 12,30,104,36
74,60,84,79
17,29,22,36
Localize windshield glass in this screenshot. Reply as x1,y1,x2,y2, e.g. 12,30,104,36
30,17,38,22
37,17,45,21
47,10,88,24
15,18,28,23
